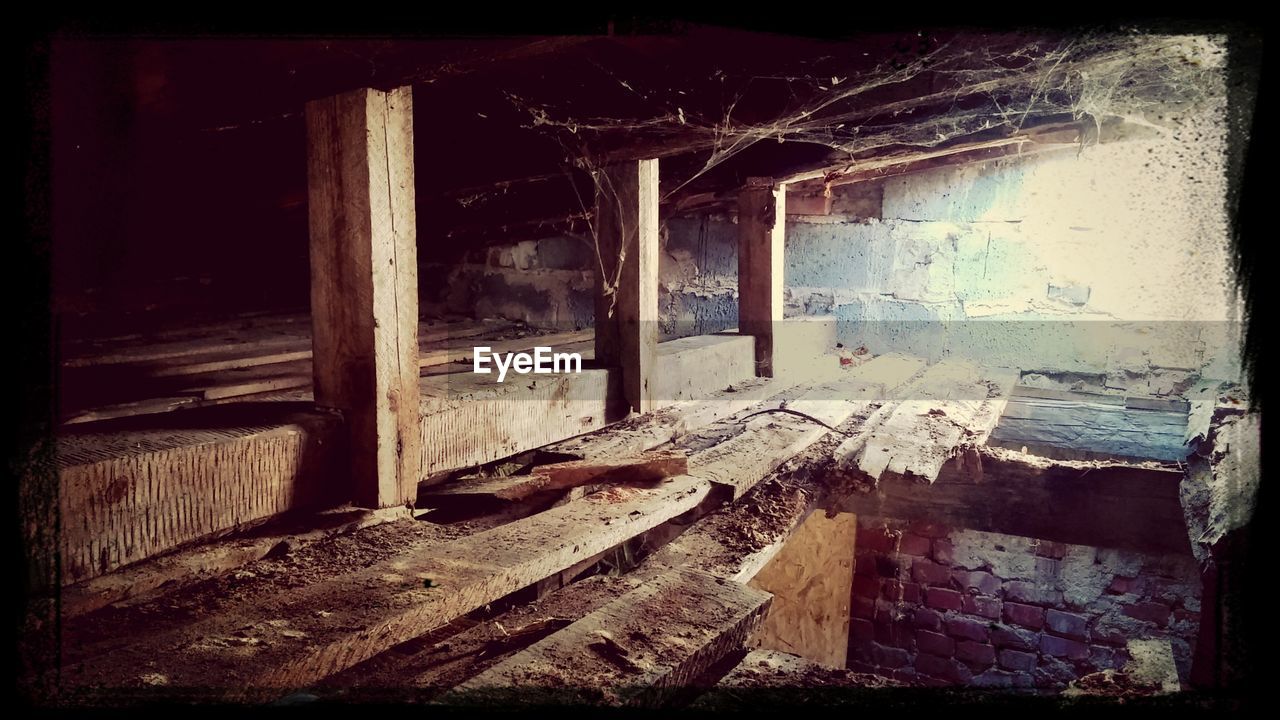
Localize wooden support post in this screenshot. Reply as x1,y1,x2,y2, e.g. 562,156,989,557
305,86,421,508
594,159,659,415
738,179,785,377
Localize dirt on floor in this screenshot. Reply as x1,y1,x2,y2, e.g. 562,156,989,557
61,514,503,664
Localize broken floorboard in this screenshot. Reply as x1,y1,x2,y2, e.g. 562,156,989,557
446,567,771,707
844,359,1018,484
542,373,816,462
323,371,911,699
60,506,411,618
60,476,712,699
424,450,688,502
681,353,927,499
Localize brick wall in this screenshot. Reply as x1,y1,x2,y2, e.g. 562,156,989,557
849,517,1201,690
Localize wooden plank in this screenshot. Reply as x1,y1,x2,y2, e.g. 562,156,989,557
738,181,786,377
419,368,617,480
687,354,926,499
847,360,1019,484
64,476,712,695
61,507,409,618
832,446,1190,554
62,396,201,426
542,373,811,462
306,85,421,507
147,348,314,378
426,450,688,502
60,331,311,369
1010,384,1126,406
595,159,660,414
55,409,343,586
998,397,1188,430
747,511,856,668
420,329,593,369
448,567,771,706
989,417,1188,462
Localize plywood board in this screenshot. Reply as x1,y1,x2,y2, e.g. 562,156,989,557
747,511,856,668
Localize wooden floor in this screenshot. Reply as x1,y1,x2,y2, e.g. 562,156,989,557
48,337,1196,706
53,313,763,586
58,314,591,425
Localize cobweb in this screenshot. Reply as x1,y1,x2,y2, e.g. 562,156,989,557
505,32,1227,317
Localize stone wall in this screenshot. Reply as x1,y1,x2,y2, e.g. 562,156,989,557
426,122,1240,385
849,516,1201,690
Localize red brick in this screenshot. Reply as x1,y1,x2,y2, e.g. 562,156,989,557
1040,634,1090,660
998,648,1037,672
871,644,910,669
881,581,904,601
852,574,880,599
854,552,879,576
874,554,903,578
1034,557,1061,577
915,630,955,657
898,533,932,556
881,580,921,603
1004,580,1062,606
1107,575,1140,594
911,607,942,631
963,595,1002,619
901,582,921,604
953,570,1001,596
1087,645,1119,672
875,619,915,649
1003,602,1045,630
857,527,898,553
850,618,875,642
925,588,964,612
852,596,875,620
1045,609,1089,640
955,641,996,667
912,559,952,586
946,617,991,643
914,653,972,684
1172,609,1199,626
932,539,955,565
1123,601,1170,627
992,625,1038,651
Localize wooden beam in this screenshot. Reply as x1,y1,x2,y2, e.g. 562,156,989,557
448,568,771,707
425,450,688,503
841,360,1018,484
738,181,785,377
594,159,660,415
831,446,1190,554
306,86,422,508
62,476,713,696
56,408,343,586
